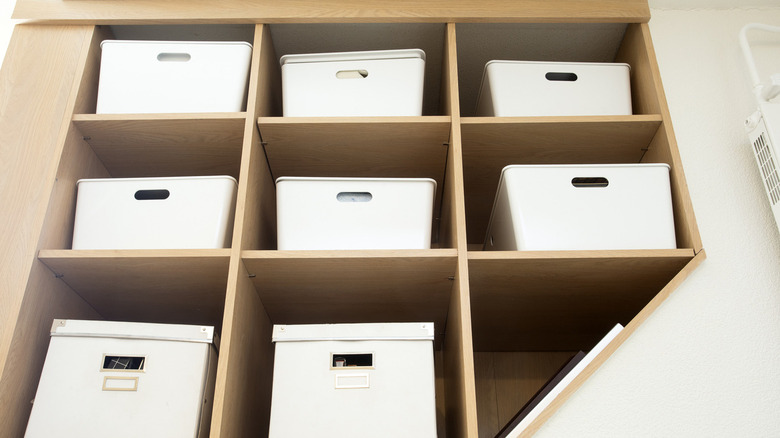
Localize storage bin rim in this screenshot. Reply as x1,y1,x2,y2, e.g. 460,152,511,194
100,40,253,49
76,175,238,186
280,48,426,66
50,319,216,344
272,322,435,342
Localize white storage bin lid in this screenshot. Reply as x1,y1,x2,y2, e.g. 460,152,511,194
50,319,215,344
100,40,253,49
76,174,237,186
272,322,434,342
498,163,669,176
482,60,630,70
280,48,425,65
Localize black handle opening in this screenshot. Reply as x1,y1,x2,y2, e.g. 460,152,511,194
546,72,578,81
572,177,609,188
134,189,170,200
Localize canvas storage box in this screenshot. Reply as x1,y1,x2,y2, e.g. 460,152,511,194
72,175,237,250
96,40,252,114
269,322,437,437
280,49,426,116
276,176,436,250
484,164,676,251
25,319,218,438
475,60,632,117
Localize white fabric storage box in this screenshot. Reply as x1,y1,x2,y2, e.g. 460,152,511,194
269,322,437,437
72,175,237,250
96,40,252,114
475,61,632,116
484,164,676,251
25,319,218,438
281,49,425,116
276,176,436,250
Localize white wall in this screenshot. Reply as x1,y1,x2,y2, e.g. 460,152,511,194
536,6,780,437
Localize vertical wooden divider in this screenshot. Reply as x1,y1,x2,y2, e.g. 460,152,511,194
210,24,275,438
441,23,480,438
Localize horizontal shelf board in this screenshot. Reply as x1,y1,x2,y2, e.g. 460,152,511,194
258,116,451,236
461,115,663,244
72,113,246,179
37,249,231,327
241,249,457,335
13,1,650,23
468,249,694,351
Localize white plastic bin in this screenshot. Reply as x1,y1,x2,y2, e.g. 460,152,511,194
96,40,252,114
276,176,436,250
72,175,237,250
25,319,218,438
475,61,632,116
269,322,437,438
484,164,676,251
281,49,426,116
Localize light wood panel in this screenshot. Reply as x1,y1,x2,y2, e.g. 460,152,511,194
461,115,662,244
37,249,231,327
241,250,457,336
72,114,245,179
468,249,694,351
13,0,650,23
474,351,577,438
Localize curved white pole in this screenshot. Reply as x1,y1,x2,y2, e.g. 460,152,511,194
739,23,780,101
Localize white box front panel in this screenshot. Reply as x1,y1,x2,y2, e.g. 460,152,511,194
276,177,436,250
72,176,237,250
25,323,216,438
96,40,252,114
475,61,632,117
485,164,676,251
281,49,425,116
269,324,436,437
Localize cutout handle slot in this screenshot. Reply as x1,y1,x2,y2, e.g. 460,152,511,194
546,72,578,81
134,189,170,200
102,355,145,370
157,52,191,62
336,192,373,202
572,177,609,188
332,353,373,368
336,69,369,79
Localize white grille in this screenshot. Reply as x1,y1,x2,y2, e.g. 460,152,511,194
753,130,780,205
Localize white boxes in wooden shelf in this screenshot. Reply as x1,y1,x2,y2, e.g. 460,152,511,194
4,17,702,438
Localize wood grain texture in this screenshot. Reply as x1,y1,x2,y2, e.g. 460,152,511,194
468,249,694,351
209,260,275,438
256,24,282,117
13,0,650,23
461,116,663,244
258,116,451,243
632,23,703,252
518,250,707,437
72,114,245,179
474,352,577,438
73,25,113,114
37,250,231,327
241,250,457,335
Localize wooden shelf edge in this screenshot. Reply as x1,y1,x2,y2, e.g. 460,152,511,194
73,112,247,122
257,115,451,125
467,248,695,261
461,114,663,125
242,248,459,260
38,248,233,260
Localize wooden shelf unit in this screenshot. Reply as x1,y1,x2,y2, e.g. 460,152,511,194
0,3,703,438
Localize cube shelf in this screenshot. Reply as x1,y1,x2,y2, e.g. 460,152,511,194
0,4,704,438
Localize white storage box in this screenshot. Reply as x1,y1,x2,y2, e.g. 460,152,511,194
72,175,237,250
25,319,218,438
276,176,436,250
281,49,426,116
484,164,676,251
269,322,437,437
96,40,252,114
475,61,632,116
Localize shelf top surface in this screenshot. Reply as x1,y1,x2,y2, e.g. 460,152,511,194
13,0,650,23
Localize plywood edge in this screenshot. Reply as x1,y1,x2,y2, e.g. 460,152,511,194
517,249,706,437
38,248,232,260
468,248,695,261
258,115,451,125
73,112,247,122
242,248,458,260
13,1,650,24
461,114,662,125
